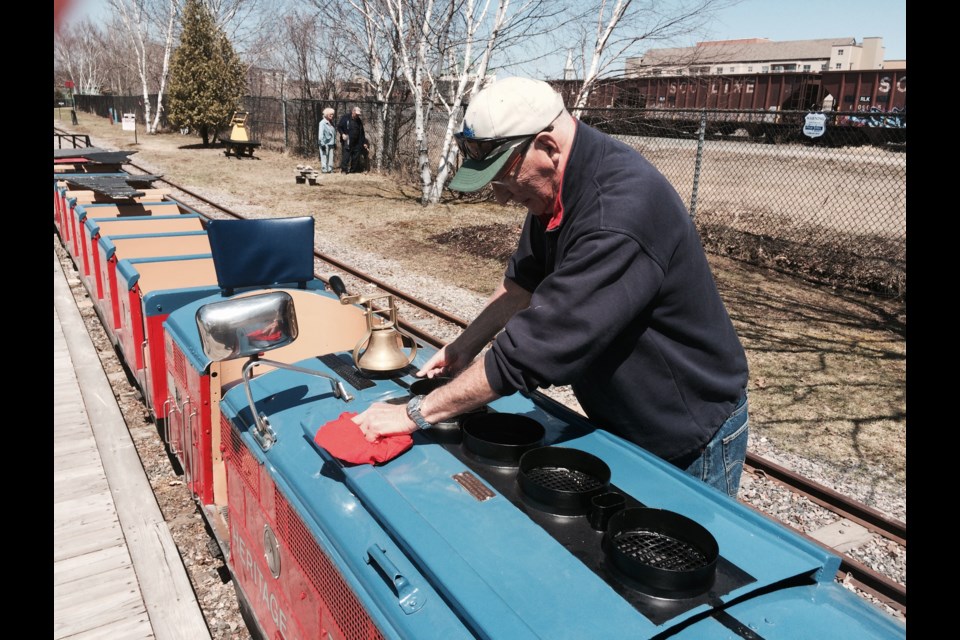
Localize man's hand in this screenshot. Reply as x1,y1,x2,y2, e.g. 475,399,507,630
416,344,472,379
351,402,416,442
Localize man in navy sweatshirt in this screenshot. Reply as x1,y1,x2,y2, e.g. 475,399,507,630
352,77,750,497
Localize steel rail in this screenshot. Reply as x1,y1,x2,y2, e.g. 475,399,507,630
737,496,906,615
745,453,906,546
127,163,473,334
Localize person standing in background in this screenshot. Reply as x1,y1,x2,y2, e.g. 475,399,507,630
345,106,369,173
337,109,352,173
319,108,336,174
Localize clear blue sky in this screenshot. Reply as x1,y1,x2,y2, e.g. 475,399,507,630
705,0,906,60
58,0,906,68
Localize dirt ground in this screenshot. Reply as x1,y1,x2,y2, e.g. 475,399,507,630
54,110,906,497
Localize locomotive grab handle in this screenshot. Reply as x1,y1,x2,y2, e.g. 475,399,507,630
140,339,148,374
366,544,426,614
185,404,198,485
168,399,183,456
161,399,174,447
240,358,354,452
178,398,192,460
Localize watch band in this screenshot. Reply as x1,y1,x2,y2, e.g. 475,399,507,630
406,395,433,430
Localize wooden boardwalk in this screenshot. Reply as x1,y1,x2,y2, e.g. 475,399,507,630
54,249,211,640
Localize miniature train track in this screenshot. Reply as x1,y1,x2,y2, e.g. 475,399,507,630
124,161,905,616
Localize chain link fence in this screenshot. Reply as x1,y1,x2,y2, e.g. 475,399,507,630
72,94,905,299
578,107,906,299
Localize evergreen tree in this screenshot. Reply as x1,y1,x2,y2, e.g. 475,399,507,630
167,0,246,146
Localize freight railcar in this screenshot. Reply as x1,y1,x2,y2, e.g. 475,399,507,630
550,69,906,146
53,143,907,639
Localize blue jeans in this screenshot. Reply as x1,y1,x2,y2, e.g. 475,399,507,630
679,391,749,498
320,145,335,173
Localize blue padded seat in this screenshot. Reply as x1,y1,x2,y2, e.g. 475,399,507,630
206,217,315,295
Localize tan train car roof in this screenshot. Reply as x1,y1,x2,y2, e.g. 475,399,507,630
130,258,219,294
95,217,205,237
108,234,211,259
81,202,189,219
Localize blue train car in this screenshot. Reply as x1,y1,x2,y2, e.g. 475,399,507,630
171,286,905,639
152,215,905,639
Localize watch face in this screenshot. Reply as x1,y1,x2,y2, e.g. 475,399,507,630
407,395,431,429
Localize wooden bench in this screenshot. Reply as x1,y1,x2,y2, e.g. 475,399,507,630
222,139,261,158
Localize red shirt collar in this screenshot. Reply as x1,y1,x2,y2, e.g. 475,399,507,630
536,117,577,231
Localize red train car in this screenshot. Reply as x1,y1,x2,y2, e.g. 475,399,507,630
624,73,823,111
552,69,905,114
551,69,905,146
820,69,906,112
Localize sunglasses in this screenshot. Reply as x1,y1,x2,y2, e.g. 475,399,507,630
455,113,561,163
454,132,536,162
490,136,536,184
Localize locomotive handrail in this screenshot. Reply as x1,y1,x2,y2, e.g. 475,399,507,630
179,397,192,460
240,357,354,452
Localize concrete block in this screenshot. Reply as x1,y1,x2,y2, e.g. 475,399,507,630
808,519,873,553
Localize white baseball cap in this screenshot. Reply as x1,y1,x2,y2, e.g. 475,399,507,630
449,77,566,192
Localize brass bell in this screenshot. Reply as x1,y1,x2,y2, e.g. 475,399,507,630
327,276,418,375
355,320,417,373
351,294,417,374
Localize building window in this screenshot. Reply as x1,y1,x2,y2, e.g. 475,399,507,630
821,63,827,71
762,66,769,73
729,66,736,73
838,49,844,55
715,67,724,74
803,64,811,72
835,63,842,69
747,66,753,72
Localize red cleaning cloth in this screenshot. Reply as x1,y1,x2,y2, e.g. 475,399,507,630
247,327,282,342
314,412,413,465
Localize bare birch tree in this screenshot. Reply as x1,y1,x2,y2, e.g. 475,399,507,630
107,0,180,133
354,0,404,172
54,19,110,95
280,10,322,102
563,0,740,116
382,0,560,204
200,0,283,54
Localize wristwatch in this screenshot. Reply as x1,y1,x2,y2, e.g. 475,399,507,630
406,395,433,430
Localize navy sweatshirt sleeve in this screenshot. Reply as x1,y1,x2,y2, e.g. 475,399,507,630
485,229,662,394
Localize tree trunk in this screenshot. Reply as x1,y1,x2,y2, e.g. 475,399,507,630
150,0,178,134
